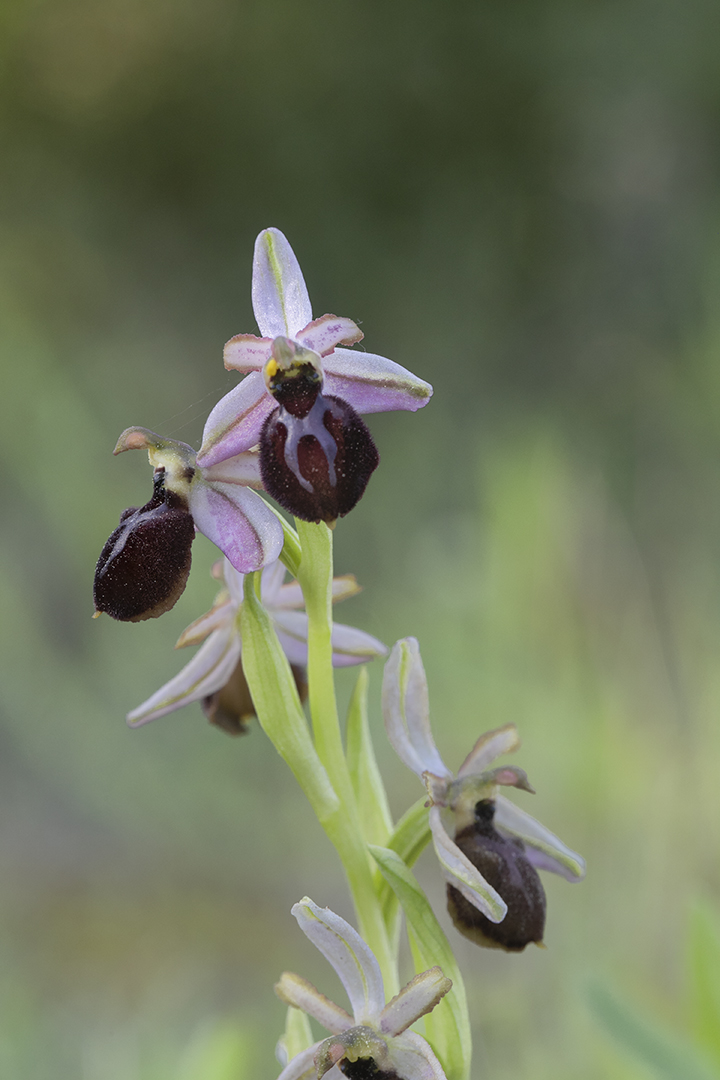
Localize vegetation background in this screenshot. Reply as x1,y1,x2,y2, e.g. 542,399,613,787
2,0,720,1076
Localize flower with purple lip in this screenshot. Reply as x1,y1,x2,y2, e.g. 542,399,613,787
274,897,450,1080
196,228,432,522
127,556,387,732
93,427,283,622
382,638,586,952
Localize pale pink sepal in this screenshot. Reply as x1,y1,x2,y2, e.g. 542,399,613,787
275,972,352,1035
253,227,312,338
456,723,521,779
298,314,364,356
223,333,273,373
201,451,264,489
272,611,387,668
379,968,451,1038
197,370,275,466
382,639,452,780
276,1043,320,1080
291,898,385,1025
323,348,433,414
388,1031,449,1080
494,794,586,882
127,630,241,727
428,807,507,923
188,481,283,573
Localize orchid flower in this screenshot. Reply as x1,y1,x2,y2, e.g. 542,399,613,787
274,897,450,1080
196,228,432,522
93,427,283,622
382,638,586,950
127,557,387,731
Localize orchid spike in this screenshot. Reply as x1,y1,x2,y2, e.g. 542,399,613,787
382,638,586,950
274,898,450,1080
127,557,387,730
196,229,432,522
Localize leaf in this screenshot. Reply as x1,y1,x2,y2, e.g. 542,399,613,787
378,799,431,931
278,1006,315,1065
688,900,720,1070
589,981,718,1080
241,573,339,823
346,666,393,847
369,845,471,1080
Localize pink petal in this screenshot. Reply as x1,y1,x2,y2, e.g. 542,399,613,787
297,314,364,357
189,480,283,572
456,724,521,778
379,968,451,1037
175,598,233,648
197,371,275,466
323,348,433,414
223,333,273,373
253,228,312,338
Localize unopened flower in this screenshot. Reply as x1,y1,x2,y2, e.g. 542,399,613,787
196,228,433,522
382,638,586,952
93,427,283,622
127,556,387,731
275,897,450,1080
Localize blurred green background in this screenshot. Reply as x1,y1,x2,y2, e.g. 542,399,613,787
2,0,720,1076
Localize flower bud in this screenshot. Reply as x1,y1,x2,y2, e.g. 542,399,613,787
93,470,195,622
202,660,307,736
260,340,379,523
447,799,546,951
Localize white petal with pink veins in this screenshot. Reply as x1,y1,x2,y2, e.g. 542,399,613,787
223,332,273,372
298,314,364,356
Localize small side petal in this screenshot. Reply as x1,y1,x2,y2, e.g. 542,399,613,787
456,723,521,778
189,480,283,573
291,898,385,1025
382,639,452,780
275,972,352,1035
298,314,364,356
379,968,452,1038
494,794,586,882
127,629,241,726
197,371,275,467
428,807,507,923
275,1043,321,1080
223,333,273,372
387,1031,449,1080
323,348,433,414
201,451,264,490
253,227,312,338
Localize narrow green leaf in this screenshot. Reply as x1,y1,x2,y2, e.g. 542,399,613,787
241,573,339,823
369,845,471,1080
346,667,393,847
266,507,302,579
688,901,720,1070
280,1007,315,1062
589,981,718,1080
378,799,431,929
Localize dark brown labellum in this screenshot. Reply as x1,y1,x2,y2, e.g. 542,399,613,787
93,473,195,622
260,393,379,523
447,798,546,952
339,1060,401,1080
202,661,307,736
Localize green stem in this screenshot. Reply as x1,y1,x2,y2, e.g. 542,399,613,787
296,519,397,996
